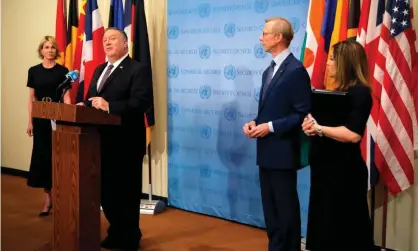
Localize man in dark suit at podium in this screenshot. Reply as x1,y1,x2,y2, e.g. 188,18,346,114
243,17,311,251
78,27,153,251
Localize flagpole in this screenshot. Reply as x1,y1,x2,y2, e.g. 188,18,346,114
148,142,152,201
370,185,376,240
381,185,388,251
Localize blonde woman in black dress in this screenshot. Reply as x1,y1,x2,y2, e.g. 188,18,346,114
302,40,375,251
26,36,71,216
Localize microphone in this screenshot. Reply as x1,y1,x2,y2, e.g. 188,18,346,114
57,70,79,91
57,70,79,102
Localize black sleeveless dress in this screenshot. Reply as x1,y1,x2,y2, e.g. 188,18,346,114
26,63,68,190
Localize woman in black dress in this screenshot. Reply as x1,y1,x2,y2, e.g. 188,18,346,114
302,40,374,251
26,36,71,216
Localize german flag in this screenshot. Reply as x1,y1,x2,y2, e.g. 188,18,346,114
132,0,154,147
65,0,78,71
55,0,66,65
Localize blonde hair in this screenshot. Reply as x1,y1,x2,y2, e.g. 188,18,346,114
332,40,371,91
37,36,60,60
264,17,294,46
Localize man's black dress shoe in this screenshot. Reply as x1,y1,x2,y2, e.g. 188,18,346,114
100,236,139,250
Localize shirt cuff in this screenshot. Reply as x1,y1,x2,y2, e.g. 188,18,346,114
268,121,274,132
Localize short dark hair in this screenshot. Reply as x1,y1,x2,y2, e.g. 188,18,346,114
105,27,128,41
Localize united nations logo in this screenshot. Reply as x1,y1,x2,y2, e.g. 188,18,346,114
167,64,179,78
254,43,266,58
199,85,212,99
168,141,180,156
253,87,261,102
289,17,300,33
224,106,237,121
168,26,179,39
199,45,211,59
168,102,180,116
223,65,237,80
198,3,211,18
199,125,212,139
224,22,236,38
254,0,269,13
42,97,52,102
200,165,212,178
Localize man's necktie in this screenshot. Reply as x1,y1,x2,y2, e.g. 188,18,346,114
262,60,276,100
97,64,114,92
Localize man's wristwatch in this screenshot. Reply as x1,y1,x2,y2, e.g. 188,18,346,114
316,125,323,137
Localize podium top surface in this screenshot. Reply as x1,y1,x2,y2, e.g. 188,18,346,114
32,101,120,126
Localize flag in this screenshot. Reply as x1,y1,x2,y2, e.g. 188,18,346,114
65,0,78,71
325,0,361,90
72,0,87,103
82,0,105,100
108,0,124,29
132,0,154,146
123,0,133,57
357,0,386,189
302,0,327,90
372,0,417,195
303,0,361,90
55,0,67,65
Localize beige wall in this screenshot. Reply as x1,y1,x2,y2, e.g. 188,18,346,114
1,1,418,250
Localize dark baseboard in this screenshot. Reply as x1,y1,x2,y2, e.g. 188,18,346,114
1,166,28,178
1,166,168,204
0,167,399,251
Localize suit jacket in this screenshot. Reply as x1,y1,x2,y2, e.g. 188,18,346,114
255,53,311,170
84,56,153,165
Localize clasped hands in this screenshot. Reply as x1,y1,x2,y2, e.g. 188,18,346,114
302,114,321,136
242,121,270,138
76,97,109,112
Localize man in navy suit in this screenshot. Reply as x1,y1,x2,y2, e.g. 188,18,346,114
243,17,311,251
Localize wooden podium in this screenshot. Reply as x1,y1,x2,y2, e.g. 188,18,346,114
31,101,120,251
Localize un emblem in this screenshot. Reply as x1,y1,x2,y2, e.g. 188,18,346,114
198,3,211,18
199,45,211,59
199,85,212,99
224,23,236,38
224,106,237,121
254,0,269,13
253,87,261,102
167,64,179,78
223,65,237,80
289,17,300,33
168,102,180,116
254,43,266,58
199,125,212,139
168,141,180,156
200,165,212,178
167,26,179,39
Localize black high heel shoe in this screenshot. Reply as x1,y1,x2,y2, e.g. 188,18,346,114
39,204,52,217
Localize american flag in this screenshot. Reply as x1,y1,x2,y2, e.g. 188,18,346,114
358,0,418,195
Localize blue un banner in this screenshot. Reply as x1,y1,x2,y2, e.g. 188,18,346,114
167,0,311,236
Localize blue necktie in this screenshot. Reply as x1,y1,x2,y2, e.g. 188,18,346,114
262,60,276,100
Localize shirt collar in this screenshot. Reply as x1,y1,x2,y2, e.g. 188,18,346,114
107,52,129,68
272,49,290,68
